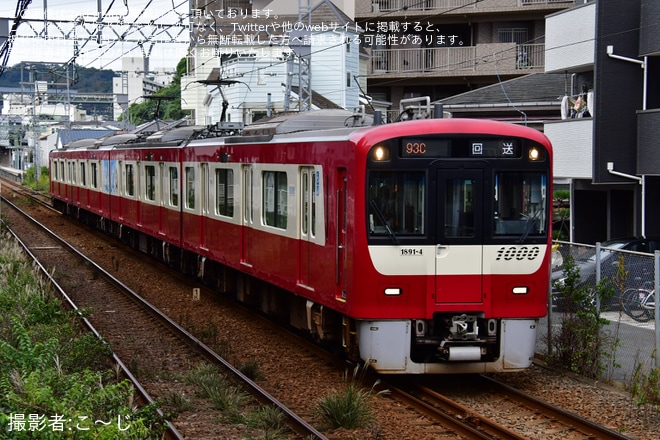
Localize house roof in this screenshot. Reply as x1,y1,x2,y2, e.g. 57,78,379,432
437,73,568,108
288,85,343,110
57,129,116,146
303,0,356,29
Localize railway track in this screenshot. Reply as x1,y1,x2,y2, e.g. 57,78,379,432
384,374,633,440
0,192,327,439
0,179,646,439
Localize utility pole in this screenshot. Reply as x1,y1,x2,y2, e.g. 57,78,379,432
285,0,312,111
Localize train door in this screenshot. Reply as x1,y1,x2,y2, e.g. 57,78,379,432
435,168,484,304
158,163,165,235
298,167,316,287
335,168,348,300
240,165,253,266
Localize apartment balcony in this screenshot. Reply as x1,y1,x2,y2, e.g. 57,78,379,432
637,109,660,176
368,43,544,78
544,117,593,180
545,1,595,72
361,0,574,16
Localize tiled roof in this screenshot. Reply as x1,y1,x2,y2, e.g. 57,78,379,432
437,73,568,106
58,129,116,146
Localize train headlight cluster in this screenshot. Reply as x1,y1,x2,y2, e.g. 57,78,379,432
372,145,390,161
528,146,545,161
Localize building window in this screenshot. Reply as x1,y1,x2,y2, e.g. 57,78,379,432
215,168,234,217
263,171,287,229
498,28,528,44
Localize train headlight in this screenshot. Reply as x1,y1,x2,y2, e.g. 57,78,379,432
528,146,545,161
372,145,390,161
512,286,529,295
384,287,401,296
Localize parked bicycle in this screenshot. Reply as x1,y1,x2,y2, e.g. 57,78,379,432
621,281,656,322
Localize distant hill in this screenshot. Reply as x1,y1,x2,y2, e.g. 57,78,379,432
0,62,114,93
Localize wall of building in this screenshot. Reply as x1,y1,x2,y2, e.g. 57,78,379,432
545,2,596,73
593,0,642,184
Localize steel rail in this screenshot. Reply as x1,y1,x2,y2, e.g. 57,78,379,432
1,194,327,440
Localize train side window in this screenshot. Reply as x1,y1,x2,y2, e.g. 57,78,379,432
90,162,98,189
215,168,234,217
71,161,77,185
125,164,135,196
185,166,195,209
169,167,179,207
80,162,86,187
311,171,318,237
243,166,253,224
60,162,65,183
263,171,287,229
145,165,156,201
300,168,317,238
302,171,309,235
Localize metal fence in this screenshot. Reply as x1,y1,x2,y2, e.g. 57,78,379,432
537,241,660,385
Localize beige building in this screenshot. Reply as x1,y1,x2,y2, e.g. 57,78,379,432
356,0,574,120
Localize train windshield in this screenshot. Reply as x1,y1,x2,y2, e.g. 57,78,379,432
368,171,425,236
367,170,548,240
494,172,547,237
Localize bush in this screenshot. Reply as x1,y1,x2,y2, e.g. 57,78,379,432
0,234,166,439
22,166,50,192
548,254,615,379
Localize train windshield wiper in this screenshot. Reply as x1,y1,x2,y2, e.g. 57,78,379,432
369,200,398,245
518,210,541,243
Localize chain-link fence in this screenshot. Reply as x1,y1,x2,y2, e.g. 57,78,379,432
537,241,660,385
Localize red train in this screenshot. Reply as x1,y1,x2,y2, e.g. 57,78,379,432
50,109,552,374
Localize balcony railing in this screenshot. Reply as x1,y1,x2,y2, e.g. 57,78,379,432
521,0,574,4
369,0,572,13
371,0,476,13
369,43,544,75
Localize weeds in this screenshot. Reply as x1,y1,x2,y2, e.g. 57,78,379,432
548,254,616,379
315,364,388,430
239,359,262,381
0,234,166,438
630,351,660,407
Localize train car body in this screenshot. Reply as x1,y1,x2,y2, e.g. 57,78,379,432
50,111,552,374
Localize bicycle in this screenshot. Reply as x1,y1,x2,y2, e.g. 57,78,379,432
621,283,655,322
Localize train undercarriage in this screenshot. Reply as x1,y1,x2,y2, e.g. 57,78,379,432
56,202,536,373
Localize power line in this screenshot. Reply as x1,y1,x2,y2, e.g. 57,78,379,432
0,0,34,79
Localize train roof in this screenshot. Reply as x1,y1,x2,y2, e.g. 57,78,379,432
241,109,373,136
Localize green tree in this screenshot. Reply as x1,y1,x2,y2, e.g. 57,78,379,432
124,58,190,125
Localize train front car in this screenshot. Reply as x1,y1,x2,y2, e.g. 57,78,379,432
349,119,552,374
